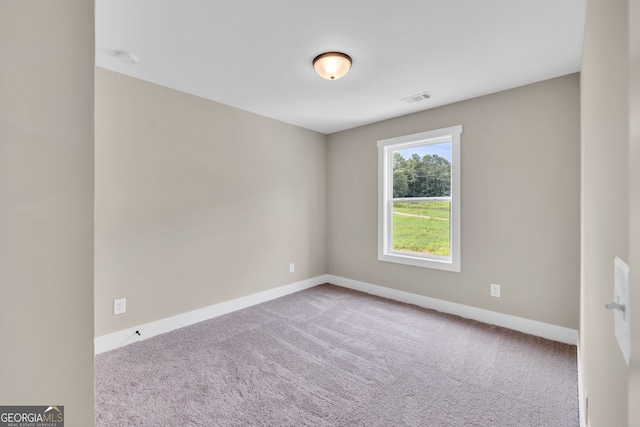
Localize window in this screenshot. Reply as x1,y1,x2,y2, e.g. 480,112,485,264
377,125,461,272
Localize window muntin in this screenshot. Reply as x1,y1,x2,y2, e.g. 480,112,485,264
378,126,461,272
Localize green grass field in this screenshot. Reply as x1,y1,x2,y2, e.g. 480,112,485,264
392,201,450,219
392,202,450,256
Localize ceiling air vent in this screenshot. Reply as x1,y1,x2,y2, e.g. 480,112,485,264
402,91,433,104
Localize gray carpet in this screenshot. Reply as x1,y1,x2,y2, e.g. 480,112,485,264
95,284,579,426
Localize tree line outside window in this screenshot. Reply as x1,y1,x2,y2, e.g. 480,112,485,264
392,152,451,198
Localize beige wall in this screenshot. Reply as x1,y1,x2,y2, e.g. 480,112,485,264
95,68,327,336
580,0,636,425
327,74,580,329
630,0,640,424
0,1,95,426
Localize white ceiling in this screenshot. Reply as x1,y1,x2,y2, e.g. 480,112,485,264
96,0,587,135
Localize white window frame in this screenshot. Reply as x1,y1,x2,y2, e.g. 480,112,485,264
377,125,462,272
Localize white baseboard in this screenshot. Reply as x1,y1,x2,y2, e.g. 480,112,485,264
96,273,578,354
327,275,578,345
577,335,586,427
94,274,330,354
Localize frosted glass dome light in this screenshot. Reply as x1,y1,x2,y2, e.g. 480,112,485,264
313,52,352,80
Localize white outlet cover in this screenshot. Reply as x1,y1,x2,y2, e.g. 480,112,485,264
490,284,501,298
114,298,126,315
613,257,630,365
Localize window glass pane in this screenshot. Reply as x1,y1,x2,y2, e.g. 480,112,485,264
392,201,450,256
392,142,451,198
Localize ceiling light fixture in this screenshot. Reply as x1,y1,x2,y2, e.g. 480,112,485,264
312,52,352,80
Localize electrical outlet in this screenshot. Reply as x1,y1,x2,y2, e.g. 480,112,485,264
113,298,126,315
490,284,501,298
289,263,295,273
